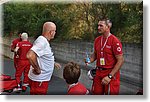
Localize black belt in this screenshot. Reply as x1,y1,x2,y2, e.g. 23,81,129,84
96,67,112,70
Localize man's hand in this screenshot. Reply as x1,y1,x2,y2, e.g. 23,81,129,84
84,58,90,66
32,68,41,75
101,76,111,85
54,62,61,69
84,52,96,66
27,50,41,75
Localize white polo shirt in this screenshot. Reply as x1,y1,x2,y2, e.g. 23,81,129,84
28,36,54,82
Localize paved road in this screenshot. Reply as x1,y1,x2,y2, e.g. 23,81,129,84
1,57,141,95
2,57,68,95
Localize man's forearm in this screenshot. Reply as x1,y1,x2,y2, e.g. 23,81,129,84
11,49,14,52
29,58,40,70
110,55,124,77
27,50,41,73
90,52,97,63
11,47,15,52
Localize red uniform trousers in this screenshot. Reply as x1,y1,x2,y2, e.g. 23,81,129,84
29,79,49,95
14,57,19,69
92,68,120,95
15,60,30,85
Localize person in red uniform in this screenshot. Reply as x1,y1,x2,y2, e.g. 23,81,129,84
85,18,124,95
63,62,89,95
10,32,22,69
14,32,32,92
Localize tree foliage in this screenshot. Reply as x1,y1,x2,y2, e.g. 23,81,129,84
3,1,143,43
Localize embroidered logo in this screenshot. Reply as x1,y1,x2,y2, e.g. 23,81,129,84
117,47,121,52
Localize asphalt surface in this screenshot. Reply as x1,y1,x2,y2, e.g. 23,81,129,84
1,57,68,95
1,57,142,95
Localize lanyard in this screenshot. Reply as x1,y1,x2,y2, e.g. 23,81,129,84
101,33,111,51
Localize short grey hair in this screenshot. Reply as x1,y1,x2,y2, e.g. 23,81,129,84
99,18,112,28
21,32,28,40
42,22,56,33
106,19,112,28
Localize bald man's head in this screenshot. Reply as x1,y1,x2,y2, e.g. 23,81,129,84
42,22,56,41
42,22,56,33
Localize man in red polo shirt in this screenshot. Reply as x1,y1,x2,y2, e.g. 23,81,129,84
14,32,32,91
10,32,22,69
85,18,124,95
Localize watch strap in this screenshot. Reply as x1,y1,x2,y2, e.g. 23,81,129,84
108,74,113,79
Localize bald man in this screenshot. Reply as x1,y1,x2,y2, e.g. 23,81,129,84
27,22,61,95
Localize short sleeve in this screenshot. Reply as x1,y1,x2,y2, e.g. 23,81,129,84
94,39,96,52
31,37,46,57
11,40,16,49
112,38,123,55
16,42,21,48
11,42,14,49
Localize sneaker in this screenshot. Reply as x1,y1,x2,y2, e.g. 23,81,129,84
13,87,22,92
13,84,22,93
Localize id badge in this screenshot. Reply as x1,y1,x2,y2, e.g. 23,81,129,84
100,58,105,65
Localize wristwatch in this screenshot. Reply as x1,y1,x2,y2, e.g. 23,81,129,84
108,74,113,79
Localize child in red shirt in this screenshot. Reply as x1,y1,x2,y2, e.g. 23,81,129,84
63,62,89,95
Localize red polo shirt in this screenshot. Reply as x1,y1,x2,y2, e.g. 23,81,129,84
94,34,123,68
68,82,89,95
16,41,32,60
